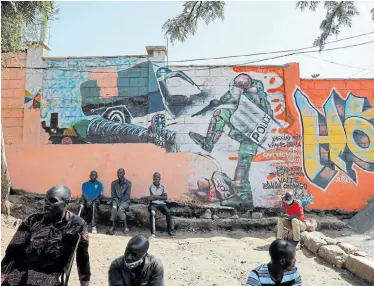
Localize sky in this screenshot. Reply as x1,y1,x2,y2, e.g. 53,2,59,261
48,1,374,78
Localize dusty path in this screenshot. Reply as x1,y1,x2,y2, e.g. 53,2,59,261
1,218,371,286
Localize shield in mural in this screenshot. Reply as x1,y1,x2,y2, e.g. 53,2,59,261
230,95,274,145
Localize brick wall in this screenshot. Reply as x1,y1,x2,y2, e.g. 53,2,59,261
1,52,26,144
2,50,374,212
301,79,374,106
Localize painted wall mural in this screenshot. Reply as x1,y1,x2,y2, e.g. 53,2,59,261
294,88,374,190
34,57,374,210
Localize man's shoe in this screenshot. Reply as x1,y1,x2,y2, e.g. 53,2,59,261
150,234,156,239
106,226,115,235
92,226,97,234
168,231,175,238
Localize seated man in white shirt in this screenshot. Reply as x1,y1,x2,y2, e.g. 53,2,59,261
148,172,174,238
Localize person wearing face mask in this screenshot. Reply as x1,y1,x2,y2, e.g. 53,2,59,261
1,185,91,286
81,170,103,234
276,192,307,248
108,235,164,286
148,172,174,239
246,239,302,286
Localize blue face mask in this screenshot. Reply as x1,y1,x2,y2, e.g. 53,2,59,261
285,199,293,205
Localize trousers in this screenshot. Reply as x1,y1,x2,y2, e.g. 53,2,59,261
110,201,130,222
277,217,307,241
148,204,173,234
82,202,100,227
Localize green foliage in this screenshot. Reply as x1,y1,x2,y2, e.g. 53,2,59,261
163,1,372,51
296,1,368,51
1,1,58,53
162,1,225,44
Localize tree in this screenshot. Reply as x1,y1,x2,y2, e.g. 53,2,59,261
1,1,57,215
162,1,225,45
296,1,370,51
163,1,373,50
1,1,58,53
1,127,11,215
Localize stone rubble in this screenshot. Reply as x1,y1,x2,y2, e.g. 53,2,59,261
345,255,374,284
318,245,347,268
301,230,374,284
251,212,263,219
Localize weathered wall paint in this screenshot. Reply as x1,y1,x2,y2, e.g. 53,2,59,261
2,47,374,211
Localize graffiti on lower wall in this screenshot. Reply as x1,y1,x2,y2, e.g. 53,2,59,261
294,88,374,190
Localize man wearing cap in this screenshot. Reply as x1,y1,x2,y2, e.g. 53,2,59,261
108,235,164,286
276,192,307,248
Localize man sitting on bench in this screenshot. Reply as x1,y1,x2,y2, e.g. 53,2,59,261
148,172,174,238
81,170,103,234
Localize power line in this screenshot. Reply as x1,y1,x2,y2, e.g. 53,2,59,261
348,63,374,78
42,30,374,68
239,40,374,66
361,69,374,78
300,54,374,71
164,31,374,63
5,40,374,73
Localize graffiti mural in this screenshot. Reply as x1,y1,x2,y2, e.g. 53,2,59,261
170,66,291,208
24,89,41,109
294,88,374,190
39,59,295,208
15,51,373,211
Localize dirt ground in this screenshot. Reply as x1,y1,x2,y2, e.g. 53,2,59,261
1,217,372,286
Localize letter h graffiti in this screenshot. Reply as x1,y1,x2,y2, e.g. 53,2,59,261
294,89,374,190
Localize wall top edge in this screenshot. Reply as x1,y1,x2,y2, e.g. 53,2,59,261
43,55,148,61
301,78,374,81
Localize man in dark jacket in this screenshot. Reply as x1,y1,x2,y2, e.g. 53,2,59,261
107,168,132,235
108,235,164,286
1,185,91,286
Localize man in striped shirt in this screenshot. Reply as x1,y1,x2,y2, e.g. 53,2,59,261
246,239,302,286
148,172,174,238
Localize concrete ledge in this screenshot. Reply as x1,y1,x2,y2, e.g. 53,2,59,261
8,193,346,231
174,217,278,231
346,255,374,284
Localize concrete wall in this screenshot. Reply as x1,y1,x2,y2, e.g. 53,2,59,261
2,47,374,211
